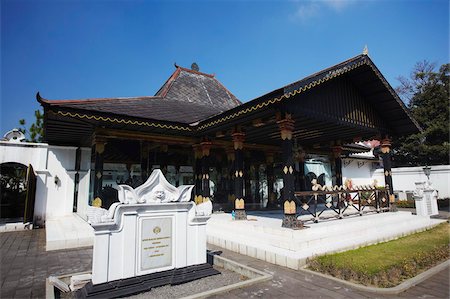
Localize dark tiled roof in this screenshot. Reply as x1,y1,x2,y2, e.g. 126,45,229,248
40,96,224,124
156,66,241,111
39,66,241,124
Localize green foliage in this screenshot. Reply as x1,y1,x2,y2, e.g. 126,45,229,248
394,61,450,166
307,223,450,287
396,200,415,208
18,110,44,143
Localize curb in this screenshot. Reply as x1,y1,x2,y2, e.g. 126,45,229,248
46,256,272,299
299,259,450,295
181,255,273,299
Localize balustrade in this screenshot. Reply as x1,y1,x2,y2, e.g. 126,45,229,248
294,184,390,223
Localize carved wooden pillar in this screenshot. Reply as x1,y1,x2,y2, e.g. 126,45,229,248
380,137,395,211
140,142,149,181
294,145,306,191
226,147,236,207
255,163,261,204
278,115,302,229
93,137,106,201
200,141,212,203
175,165,180,187
266,152,275,208
298,159,306,191
244,156,252,204
332,146,343,186
193,144,202,204
160,144,168,175
232,132,247,220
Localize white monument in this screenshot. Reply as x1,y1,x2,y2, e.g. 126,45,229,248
79,169,215,297
413,181,438,217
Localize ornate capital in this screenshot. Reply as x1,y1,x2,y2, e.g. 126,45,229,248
94,137,107,154
380,138,392,154
200,141,212,157
277,115,295,140
232,132,245,150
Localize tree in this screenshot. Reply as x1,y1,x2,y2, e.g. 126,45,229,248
18,109,44,143
394,61,450,166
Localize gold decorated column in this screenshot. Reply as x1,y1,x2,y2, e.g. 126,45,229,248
232,131,247,220
278,114,303,229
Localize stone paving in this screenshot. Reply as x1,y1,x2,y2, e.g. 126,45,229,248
0,222,448,298
208,244,450,299
0,229,92,298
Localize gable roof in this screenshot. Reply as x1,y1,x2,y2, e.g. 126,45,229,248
38,65,241,125
197,54,421,136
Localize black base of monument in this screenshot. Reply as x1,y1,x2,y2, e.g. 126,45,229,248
75,263,220,298
282,214,303,229
234,209,247,220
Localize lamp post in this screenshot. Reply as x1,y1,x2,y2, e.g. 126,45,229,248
423,165,431,188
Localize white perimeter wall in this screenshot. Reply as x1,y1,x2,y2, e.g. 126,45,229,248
0,141,91,225
372,165,450,199
334,158,449,198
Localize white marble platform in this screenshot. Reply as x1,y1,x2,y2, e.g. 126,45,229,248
206,211,445,270
0,221,33,232
46,214,94,251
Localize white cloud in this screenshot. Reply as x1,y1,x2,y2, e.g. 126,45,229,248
292,2,321,21
290,0,354,21
325,0,353,11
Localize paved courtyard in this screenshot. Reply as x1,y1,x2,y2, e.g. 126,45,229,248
0,222,448,298
0,229,92,298
208,244,449,299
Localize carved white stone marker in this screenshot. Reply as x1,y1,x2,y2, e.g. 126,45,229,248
89,169,212,285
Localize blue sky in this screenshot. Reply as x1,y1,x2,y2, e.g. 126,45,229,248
1,0,448,136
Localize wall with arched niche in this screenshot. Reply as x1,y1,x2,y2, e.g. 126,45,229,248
0,129,91,226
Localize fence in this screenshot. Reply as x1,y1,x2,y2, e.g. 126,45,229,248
294,187,390,223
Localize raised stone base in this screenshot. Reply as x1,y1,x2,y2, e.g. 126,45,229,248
282,214,303,229
235,209,247,220
75,263,220,298
389,203,398,212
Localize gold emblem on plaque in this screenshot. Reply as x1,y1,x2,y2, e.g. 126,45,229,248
153,226,161,234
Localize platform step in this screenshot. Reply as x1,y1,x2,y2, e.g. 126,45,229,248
206,211,444,270
46,214,94,251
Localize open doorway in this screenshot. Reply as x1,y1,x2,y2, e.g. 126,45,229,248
0,162,36,224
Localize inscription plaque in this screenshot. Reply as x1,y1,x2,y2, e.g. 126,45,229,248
140,217,172,271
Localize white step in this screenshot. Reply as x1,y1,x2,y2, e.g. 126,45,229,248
206,211,445,270
46,214,94,251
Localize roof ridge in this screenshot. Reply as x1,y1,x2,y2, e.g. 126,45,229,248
283,54,365,90
37,92,162,105
154,67,182,98
177,65,215,78
210,75,242,105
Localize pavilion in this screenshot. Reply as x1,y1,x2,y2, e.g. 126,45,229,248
38,52,420,228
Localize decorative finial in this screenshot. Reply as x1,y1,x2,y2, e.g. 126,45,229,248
362,45,369,56
191,62,199,72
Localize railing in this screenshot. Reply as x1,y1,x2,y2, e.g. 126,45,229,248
294,187,390,223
